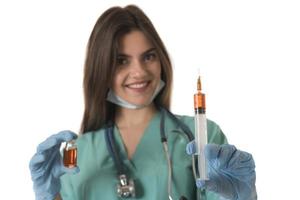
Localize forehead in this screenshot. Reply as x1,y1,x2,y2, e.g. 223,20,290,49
118,30,154,54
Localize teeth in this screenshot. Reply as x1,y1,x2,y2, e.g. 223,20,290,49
128,82,147,89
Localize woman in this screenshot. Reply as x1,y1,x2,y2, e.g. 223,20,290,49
29,5,256,200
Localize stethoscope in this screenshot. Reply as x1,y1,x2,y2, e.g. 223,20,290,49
105,107,197,200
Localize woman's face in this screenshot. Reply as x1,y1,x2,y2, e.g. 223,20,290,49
112,30,161,106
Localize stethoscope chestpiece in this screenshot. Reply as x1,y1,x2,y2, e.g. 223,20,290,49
117,174,135,198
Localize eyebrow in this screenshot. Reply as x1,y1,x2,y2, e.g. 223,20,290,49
117,47,156,57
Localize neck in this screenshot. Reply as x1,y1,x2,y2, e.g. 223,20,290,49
115,104,157,128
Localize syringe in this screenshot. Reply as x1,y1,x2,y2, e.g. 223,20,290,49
194,75,208,181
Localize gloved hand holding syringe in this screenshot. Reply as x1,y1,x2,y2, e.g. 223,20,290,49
187,72,257,200
193,74,208,181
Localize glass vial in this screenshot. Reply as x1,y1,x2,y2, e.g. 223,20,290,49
63,140,77,168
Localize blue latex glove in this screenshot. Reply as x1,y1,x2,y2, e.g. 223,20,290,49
186,141,257,200
29,130,80,200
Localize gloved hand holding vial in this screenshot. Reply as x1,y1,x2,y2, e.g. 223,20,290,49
29,131,79,200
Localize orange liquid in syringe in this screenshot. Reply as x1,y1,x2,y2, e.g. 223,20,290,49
63,148,77,168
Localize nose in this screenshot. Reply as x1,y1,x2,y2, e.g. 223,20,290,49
129,59,147,78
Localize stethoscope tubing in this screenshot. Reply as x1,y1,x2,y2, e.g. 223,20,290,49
104,107,198,199
105,125,125,175
161,108,194,141
105,107,194,173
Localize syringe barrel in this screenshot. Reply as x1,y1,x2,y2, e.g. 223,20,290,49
194,113,209,180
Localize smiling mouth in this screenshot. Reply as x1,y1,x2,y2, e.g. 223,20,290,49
125,81,151,90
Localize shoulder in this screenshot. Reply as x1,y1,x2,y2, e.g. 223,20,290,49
174,114,228,145
75,128,106,149
174,114,220,131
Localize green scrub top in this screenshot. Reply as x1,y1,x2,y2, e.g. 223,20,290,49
60,111,227,200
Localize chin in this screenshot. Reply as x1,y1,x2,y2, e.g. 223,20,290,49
130,100,149,106
128,98,151,106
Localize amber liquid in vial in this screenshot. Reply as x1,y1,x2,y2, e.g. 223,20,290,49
63,142,77,168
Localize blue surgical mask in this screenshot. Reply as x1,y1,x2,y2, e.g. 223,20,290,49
106,80,165,109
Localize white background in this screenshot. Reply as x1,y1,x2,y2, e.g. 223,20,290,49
0,0,299,199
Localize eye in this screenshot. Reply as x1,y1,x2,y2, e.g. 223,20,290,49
143,52,156,62
116,57,129,66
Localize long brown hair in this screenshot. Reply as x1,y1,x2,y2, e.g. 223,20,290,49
80,5,173,134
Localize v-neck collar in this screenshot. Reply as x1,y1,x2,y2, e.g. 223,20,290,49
113,111,161,166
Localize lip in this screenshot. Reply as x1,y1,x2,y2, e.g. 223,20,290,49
125,81,151,92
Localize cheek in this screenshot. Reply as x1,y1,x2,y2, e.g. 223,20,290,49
112,75,122,91
154,63,162,79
